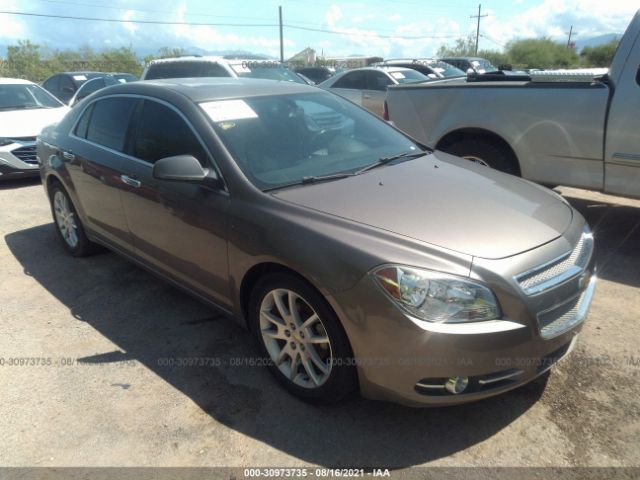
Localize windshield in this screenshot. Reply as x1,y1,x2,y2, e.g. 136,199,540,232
430,61,465,77
389,69,429,84
0,84,64,110
231,63,306,83
202,92,421,190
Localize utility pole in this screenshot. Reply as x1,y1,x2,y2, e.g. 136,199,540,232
279,6,284,62
470,4,488,55
566,25,576,48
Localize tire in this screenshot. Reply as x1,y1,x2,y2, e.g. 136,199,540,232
49,182,100,257
249,273,357,404
442,137,520,175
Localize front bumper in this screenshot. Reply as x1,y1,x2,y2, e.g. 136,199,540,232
329,221,596,406
0,142,40,179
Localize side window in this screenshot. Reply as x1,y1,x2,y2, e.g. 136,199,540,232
74,103,94,138
43,75,60,94
133,100,208,165
60,75,75,93
332,71,367,89
86,97,138,151
367,71,393,91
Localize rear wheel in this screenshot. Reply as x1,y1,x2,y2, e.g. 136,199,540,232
249,273,356,404
49,183,99,257
442,137,520,175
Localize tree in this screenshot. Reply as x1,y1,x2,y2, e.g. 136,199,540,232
506,38,579,69
4,40,46,80
580,39,619,67
437,34,477,57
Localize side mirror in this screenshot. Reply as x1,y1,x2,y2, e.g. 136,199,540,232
152,155,222,188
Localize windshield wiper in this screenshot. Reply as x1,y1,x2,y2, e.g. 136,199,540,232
355,151,427,175
263,172,355,192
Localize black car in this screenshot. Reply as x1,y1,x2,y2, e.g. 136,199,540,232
438,57,497,74
294,67,335,84
41,72,107,104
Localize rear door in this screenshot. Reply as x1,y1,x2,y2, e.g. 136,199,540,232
328,71,366,105
118,98,230,305
66,96,139,250
363,71,393,117
604,34,640,197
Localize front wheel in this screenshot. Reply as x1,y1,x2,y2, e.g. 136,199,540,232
249,273,357,404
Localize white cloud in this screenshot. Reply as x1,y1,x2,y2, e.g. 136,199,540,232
0,0,25,39
388,14,401,22
172,4,293,51
122,10,137,34
482,0,636,49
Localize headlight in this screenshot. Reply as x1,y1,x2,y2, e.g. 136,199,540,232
0,137,14,146
372,265,500,323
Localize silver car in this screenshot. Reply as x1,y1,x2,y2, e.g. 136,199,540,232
319,66,429,117
38,78,596,406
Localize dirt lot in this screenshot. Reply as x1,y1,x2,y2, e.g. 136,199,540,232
0,179,639,471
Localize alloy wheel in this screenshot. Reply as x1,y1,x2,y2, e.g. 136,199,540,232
53,190,78,248
259,288,333,389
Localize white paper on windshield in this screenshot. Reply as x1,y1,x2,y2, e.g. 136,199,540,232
118,78,127,83
200,100,258,122
231,64,251,73
390,71,405,79
73,75,87,81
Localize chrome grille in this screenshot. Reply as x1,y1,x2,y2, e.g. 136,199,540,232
11,145,38,164
516,227,594,295
537,276,595,339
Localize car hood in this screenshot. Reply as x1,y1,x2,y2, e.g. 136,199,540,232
273,151,573,260
0,107,69,137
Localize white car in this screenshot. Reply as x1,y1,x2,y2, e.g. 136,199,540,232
318,66,428,117
0,78,69,179
141,56,306,84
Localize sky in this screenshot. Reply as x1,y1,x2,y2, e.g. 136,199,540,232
0,0,637,58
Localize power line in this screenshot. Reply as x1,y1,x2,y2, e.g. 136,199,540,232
33,0,322,27
0,10,464,39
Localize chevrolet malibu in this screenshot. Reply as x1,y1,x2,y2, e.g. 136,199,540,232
37,78,596,406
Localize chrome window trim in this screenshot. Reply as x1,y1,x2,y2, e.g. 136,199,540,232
68,93,228,192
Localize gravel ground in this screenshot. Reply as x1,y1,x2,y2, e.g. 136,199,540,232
0,179,638,472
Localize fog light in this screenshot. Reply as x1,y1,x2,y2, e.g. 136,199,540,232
445,376,469,394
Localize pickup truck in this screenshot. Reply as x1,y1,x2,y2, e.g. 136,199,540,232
385,10,640,199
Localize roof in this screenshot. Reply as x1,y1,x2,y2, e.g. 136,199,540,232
106,77,318,102
148,56,282,66
0,78,35,85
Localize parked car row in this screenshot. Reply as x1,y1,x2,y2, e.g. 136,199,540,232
41,71,138,104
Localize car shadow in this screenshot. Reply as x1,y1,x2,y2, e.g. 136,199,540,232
0,176,41,190
5,223,549,468
562,195,640,288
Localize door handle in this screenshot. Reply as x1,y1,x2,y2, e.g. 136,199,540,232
62,151,75,161
120,174,141,188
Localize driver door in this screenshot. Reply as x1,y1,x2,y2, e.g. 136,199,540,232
118,98,231,307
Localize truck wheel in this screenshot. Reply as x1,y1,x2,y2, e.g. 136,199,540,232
442,138,520,176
